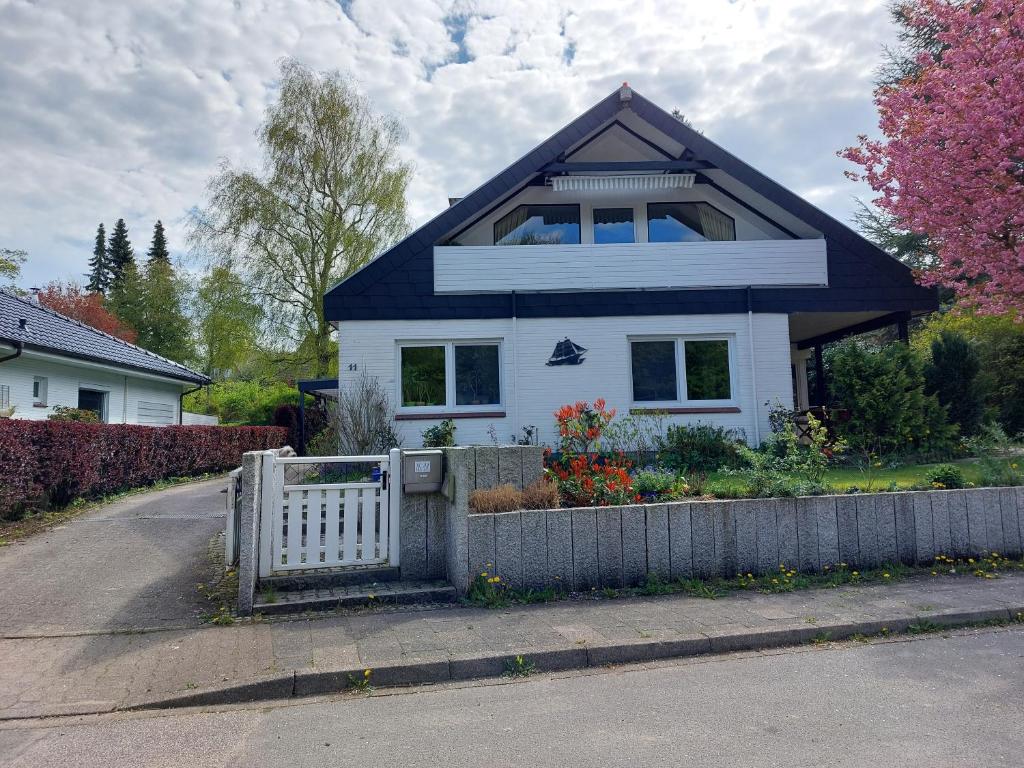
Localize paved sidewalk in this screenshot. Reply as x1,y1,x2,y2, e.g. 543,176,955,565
2,572,1022,719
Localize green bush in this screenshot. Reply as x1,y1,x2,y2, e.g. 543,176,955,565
47,406,99,423
632,469,687,499
923,463,967,490
826,341,957,459
659,423,743,492
924,331,985,436
422,418,456,448
966,423,1024,487
182,380,299,425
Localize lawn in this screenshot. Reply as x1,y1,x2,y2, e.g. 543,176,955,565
706,458,984,496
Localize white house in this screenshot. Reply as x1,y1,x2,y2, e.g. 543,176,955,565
0,290,209,424
323,85,937,447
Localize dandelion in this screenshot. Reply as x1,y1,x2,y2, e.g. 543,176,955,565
883,573,891,579
481,572,488,578
852,571,859,577
364,669,371,678
931,571,938,576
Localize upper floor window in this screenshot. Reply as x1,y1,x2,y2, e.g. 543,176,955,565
593,207,635,244
494,205,580,246
647,202,735,243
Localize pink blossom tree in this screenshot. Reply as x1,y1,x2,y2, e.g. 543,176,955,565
842,0,1024,314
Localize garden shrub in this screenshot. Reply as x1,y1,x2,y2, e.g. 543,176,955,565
632,469,688,499
469,478,561,514
923,331,985,437
47,406,99,423
182,379,299,425
547,400,636,506
271,404,300,449
730,413,842,497
826,341,957,460
966,423,1024,487
659,423,744,493
422,418,456,448
601,412,667,465
0,420,287,520
923,463,967,490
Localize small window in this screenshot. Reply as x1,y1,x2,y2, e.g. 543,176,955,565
593,208,635,244
630,340,678,401
78,388,107,421
494,205,580,246
32,376,47,406
399,342,502,411
630,337,734,405
647,202,735,242
0,384,9,410
401,346,446,407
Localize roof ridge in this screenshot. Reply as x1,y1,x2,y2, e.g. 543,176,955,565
0,288,204,379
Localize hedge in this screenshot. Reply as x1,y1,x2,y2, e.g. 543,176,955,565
0,420,287,519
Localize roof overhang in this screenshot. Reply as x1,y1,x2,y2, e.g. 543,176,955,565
11,344,210,386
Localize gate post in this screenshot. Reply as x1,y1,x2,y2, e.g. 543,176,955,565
236,451,264,616
388,448,402,567
257,450,276,579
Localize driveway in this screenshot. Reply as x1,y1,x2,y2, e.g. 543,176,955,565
0,478,227,637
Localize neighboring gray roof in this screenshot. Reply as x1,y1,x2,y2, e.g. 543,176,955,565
0,290,209,385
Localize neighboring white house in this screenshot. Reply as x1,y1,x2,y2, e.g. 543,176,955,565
0,290,209,424
323,85,937,447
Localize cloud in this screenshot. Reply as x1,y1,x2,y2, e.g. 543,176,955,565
0,0,895,287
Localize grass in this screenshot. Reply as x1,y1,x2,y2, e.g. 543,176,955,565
705,458,985,496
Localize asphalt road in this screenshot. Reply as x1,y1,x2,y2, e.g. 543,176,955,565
0,477,226,636
1,627,1021,767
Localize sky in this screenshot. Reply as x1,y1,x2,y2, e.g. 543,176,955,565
0,0,897,288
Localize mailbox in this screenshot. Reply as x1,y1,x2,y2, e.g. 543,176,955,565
402,449,444,493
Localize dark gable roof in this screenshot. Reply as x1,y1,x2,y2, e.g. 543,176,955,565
324,88,937,322
0,290,209,385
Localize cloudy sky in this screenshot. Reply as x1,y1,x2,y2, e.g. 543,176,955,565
0,0,896,288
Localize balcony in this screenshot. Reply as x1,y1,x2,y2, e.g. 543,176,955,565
433,239,828,294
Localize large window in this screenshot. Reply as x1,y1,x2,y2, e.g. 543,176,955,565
77,388,107,421
647,202,735,242
400,342,501,411
494,205,580,246
593,207,635,244
630,337,734,405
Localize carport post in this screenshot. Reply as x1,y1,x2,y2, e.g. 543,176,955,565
814,345,826,407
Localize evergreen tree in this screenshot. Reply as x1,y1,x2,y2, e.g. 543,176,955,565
146,220,170,265
106,259,146,340
86,223,111,294
106,218,135,283
924,331,986,437
136,259,194,363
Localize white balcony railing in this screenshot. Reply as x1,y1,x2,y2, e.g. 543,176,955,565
433,239,828,293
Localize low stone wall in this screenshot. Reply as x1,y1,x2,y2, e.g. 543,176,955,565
466,488,1024,592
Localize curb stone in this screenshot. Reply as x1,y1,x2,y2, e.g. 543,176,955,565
110,602,1024,716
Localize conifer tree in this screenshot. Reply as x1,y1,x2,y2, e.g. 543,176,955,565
86,223,111,294
106,218,135,283
137,258,194,363
146,220,170,265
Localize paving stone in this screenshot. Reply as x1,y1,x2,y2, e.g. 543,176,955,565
668,502,693,579
947,490,971,557
855,494,880,569
965,489,990,555
467,514,495,580
497,449,523,489
690,503,716,579
520,510,548,590
645,504,670,580
755,499,779,573
571,508,599,591
911,492,935,563
813,495,840,568
1000,488,1022,557
596,508,624,588
875,494,898,565
733,499,758,575
493,512,523,590
546,508,573,589
835,495,860,567
713,501,737,578
473,447,499,490
775,498,799,569
621,506,648,587
399,495,428,580
981,487,1006,555
795,497,821,572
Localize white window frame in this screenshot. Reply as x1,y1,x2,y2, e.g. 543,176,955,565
628,334,738,408
396,340,503,414
32,376,48,406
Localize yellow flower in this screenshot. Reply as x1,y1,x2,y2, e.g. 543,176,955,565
364,669,371,678
852,571,859,576
481,572,488,577
883,573,891,579
931,571,938,576
771,578,779,584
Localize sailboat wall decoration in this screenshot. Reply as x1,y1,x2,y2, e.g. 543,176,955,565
546,338,588,366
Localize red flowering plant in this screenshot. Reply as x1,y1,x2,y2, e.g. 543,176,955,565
545,399,637,507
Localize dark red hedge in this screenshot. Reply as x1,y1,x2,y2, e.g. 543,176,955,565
0,420,287,518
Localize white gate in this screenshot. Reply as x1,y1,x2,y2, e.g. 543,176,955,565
257,450,401,577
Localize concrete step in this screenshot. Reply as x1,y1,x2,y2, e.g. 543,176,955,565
259,565,401,592
253,580,457,616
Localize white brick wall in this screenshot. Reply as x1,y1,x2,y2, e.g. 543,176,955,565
0,352,183,424
338,313,792,448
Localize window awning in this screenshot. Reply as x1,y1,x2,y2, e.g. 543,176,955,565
550,173,695,193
